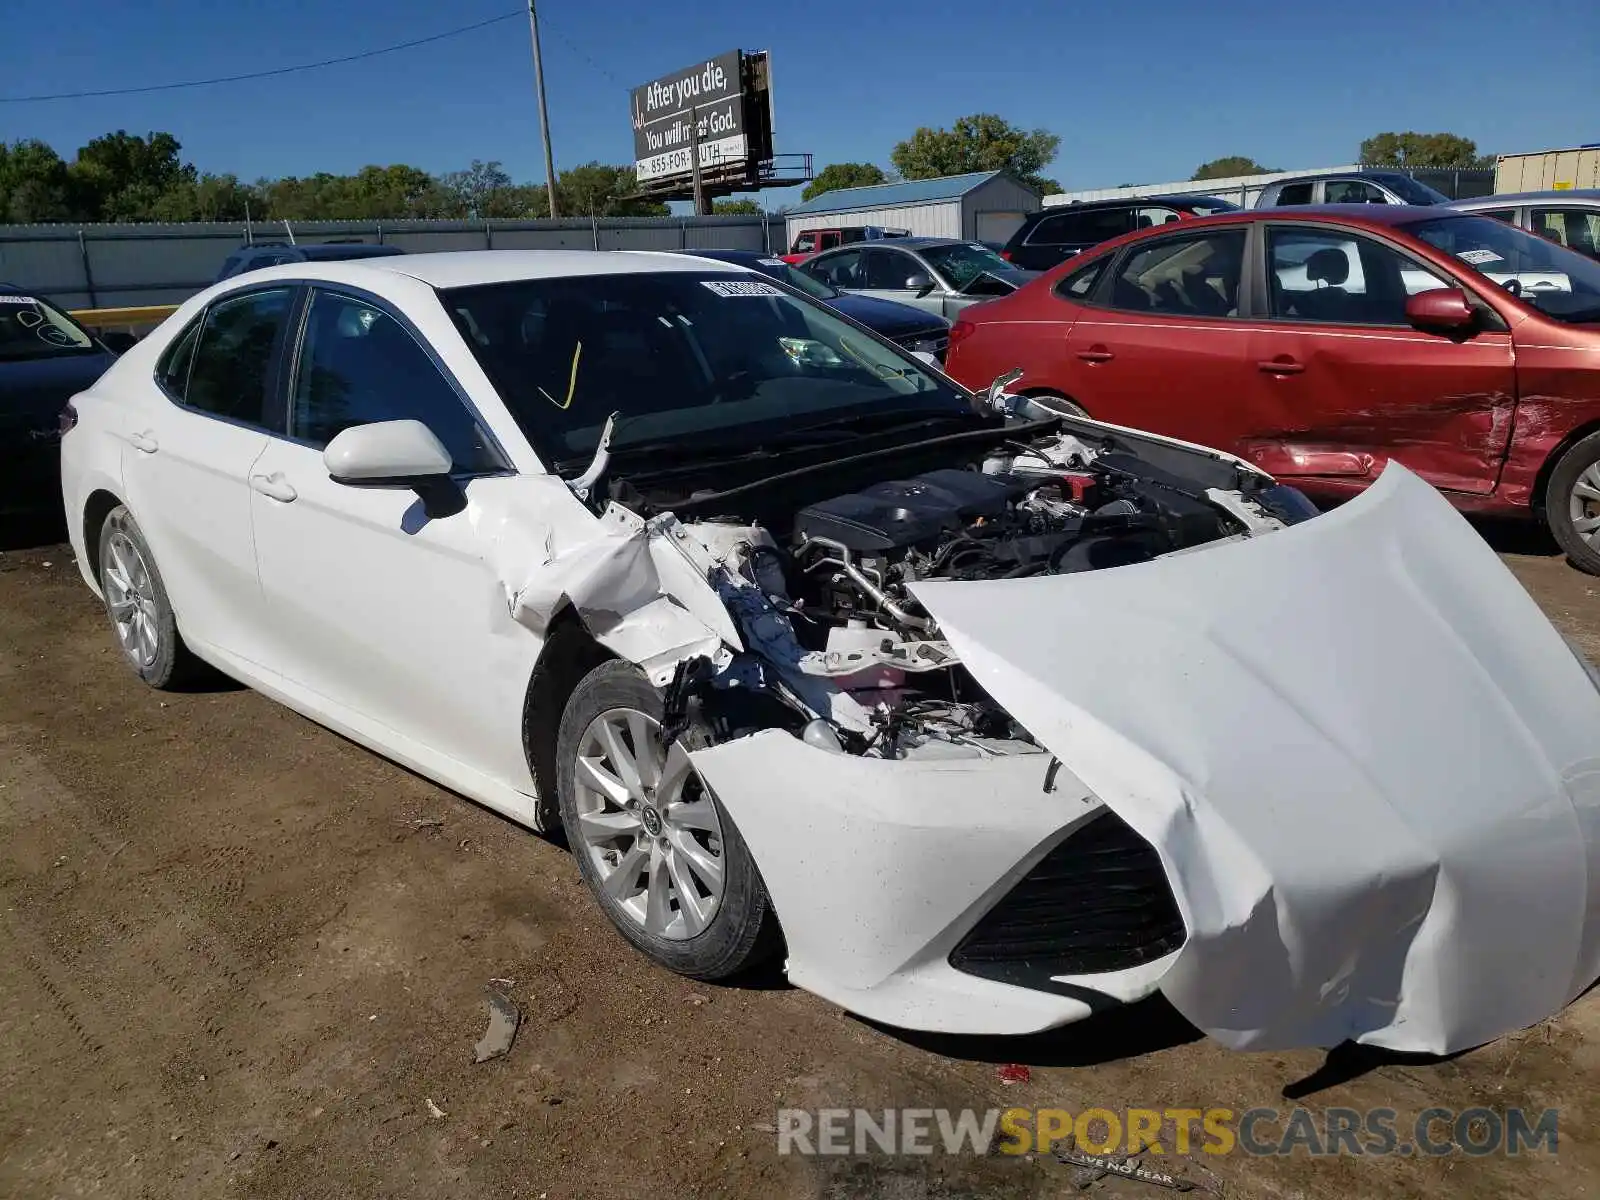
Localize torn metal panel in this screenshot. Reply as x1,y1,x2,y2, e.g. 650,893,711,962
911,462,1600,1054
490,498,742,684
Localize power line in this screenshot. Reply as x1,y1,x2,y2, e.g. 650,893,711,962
0,10,524,104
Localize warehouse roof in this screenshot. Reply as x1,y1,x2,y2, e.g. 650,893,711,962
783,171,1016,216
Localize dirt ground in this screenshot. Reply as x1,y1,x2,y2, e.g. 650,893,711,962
1,516,1597,1200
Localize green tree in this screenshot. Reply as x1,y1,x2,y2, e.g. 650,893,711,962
1192,156,1277,180
69,130,196,220
0,139,78,222
148,173,260,222
711,198,762,215
890,114,1060,193
440,160,536,219
801,162,887,202
554,162,667,217
1359,131,1493,169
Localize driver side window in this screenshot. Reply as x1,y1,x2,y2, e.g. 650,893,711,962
863,249,920,290
810,249,864,290
291,290,501,474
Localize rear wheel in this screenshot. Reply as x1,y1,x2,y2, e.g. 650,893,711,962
555,660,780,981
1544,431,1600,575
96,505,197,689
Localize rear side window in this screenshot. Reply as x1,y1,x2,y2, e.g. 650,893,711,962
1276,182,1314,205
1028,208,1130,246
156,318,201,394
183,287,293,425
1054,258,1106,302
1108,230,1247,317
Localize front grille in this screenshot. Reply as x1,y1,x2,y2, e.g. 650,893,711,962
950,811,1185,985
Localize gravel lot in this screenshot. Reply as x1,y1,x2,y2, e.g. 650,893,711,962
1,519,1596,1199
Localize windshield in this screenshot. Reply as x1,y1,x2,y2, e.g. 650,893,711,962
1189,200,1240,216
0,293,98,362
1412,215,1600,322
920,242,1017,290
442,271,970,464
742,256,839,301
1380,174,1451,205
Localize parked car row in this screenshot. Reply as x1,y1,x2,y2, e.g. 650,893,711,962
941,203,1600,571
53,245,1600,1056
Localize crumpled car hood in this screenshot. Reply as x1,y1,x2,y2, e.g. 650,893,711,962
912,462,1600,1054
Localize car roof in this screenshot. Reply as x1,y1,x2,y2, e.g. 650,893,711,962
1449,189,1600,206
1173,204,1456,229
813,236,969,252
235,249,751,290
1034,194,1234,213
673,248,774,263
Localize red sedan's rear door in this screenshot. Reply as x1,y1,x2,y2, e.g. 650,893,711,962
1056,226,1258,447
1241,224,1516,496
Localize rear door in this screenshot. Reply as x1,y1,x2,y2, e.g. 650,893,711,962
1056,225,1257,445
1242,223,1516,495
119,286,292,662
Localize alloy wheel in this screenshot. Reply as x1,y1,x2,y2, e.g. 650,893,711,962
103,525,161,668
572,708,726,940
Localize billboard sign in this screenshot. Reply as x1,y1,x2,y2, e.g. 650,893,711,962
630,50,748,184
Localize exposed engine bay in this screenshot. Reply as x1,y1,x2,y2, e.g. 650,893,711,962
579,411,1319,764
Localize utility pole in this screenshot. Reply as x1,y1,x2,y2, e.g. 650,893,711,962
527,0,559,218
688,103,707,216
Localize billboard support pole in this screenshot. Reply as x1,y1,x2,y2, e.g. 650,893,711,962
527,0,560,218
689,103,708,216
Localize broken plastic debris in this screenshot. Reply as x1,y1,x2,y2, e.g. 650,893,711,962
473,991,521,1063
997,1063,1031,1085
425,1098,447,1119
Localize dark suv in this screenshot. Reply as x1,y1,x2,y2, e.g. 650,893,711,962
216,242,405,282
1000,194,1239,271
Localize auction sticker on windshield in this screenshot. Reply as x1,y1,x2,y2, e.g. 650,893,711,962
702,280,784,297
0,295,42,304
1458,249,1504,265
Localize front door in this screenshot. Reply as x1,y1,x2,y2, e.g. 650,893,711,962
246,287,540,796
120,286,294,663
1243,224,1516,495
1057,226,1257,447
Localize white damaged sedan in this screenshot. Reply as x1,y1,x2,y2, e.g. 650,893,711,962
60,250,1600,1055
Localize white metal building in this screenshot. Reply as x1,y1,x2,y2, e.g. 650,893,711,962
782,171,1042,248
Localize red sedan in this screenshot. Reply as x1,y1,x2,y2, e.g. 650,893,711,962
944,205,1600,572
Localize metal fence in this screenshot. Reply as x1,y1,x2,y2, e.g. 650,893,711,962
0,214,780,310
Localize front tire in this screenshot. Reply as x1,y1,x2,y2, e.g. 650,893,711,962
97,505,195,689
556,660,779,981
1544,431,1600,575
1029,391,1088,418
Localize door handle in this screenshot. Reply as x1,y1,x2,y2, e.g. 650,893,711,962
128,430,159,454
249,473,298,503
1257,358,1305,376
1076,346,1115,363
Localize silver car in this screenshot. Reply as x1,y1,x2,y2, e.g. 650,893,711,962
1445,190,1600,262
798,237,1038,319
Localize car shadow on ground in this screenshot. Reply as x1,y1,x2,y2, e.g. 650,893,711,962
0,512,67,552
1465,515,1564,559
863,994,1204,1069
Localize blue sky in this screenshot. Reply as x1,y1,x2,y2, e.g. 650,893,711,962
2,0,1597,210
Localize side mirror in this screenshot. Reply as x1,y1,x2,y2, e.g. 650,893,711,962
324,419,452,486
905,272,936,297
1406,287,1475,332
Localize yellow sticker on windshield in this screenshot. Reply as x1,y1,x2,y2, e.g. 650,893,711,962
537,341,583,410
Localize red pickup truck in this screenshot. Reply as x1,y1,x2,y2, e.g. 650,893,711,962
779,225,910,265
